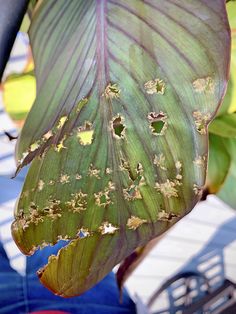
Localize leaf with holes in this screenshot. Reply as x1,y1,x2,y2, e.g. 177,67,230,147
12,0,230,297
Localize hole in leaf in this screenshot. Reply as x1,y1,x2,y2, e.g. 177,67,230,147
112,115,125,138
147,112,167,135
77,228,90,238
77,121,94,145
100,194,107,204
151,120,165,134
156,80,165,94
99,222,119,235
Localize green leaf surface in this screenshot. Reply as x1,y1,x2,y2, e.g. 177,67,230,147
209,113,236,138
206,134,231,193
217,1,236,115
12,0,230,297
207,135,236,208
206,1,236,204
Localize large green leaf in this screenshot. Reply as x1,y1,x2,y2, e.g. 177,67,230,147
12,0,230,297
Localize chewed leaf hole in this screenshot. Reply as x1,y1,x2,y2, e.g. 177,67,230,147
112,115,125,138
100,194,107,204
77,121,94,145
77,228,90,238
151,120,165,134
148,112,167,135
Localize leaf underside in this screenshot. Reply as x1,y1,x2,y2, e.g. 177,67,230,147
12,0,230,297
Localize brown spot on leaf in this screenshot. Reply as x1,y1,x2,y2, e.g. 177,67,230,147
59,174,70,184
157,210,179,221
193,111,211,135
154,153,167,170
192,76,214,93
38,180,45,191
103,83,120,99
155,179,178,198
88,164,100,179
66,191,87,213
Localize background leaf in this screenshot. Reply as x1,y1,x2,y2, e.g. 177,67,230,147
206,1,236,205
12,0,230,297
0,0,29,81
209,113,236,138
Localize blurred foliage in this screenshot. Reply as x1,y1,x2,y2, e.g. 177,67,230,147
207,1,236,207
2,70,36,121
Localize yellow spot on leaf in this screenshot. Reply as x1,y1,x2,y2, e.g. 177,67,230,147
193,111,211,135
154,153,167,170
95,191,111,207
103,83,120,99
193,155,206,167
144,79,165,95
75,174,82,180
38,179,45,191
192,76,214,93
29,141,40,152
57,116,67,129
66,191,87,212
155,179,178,198
106,168,112,174
175,161,182,170
60,174,70,184
77,121,94,145
127,216,147,230
88,164,100,178
43,130,53,140
157,210,178,221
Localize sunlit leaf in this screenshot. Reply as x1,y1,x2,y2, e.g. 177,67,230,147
206,134,231,194
207,135,236,208
12,0,230,297
206,1,236,202
2,71,36,121
217,1,236,115
209,113,236,138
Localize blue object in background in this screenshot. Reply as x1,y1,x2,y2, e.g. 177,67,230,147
0,241,136,314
